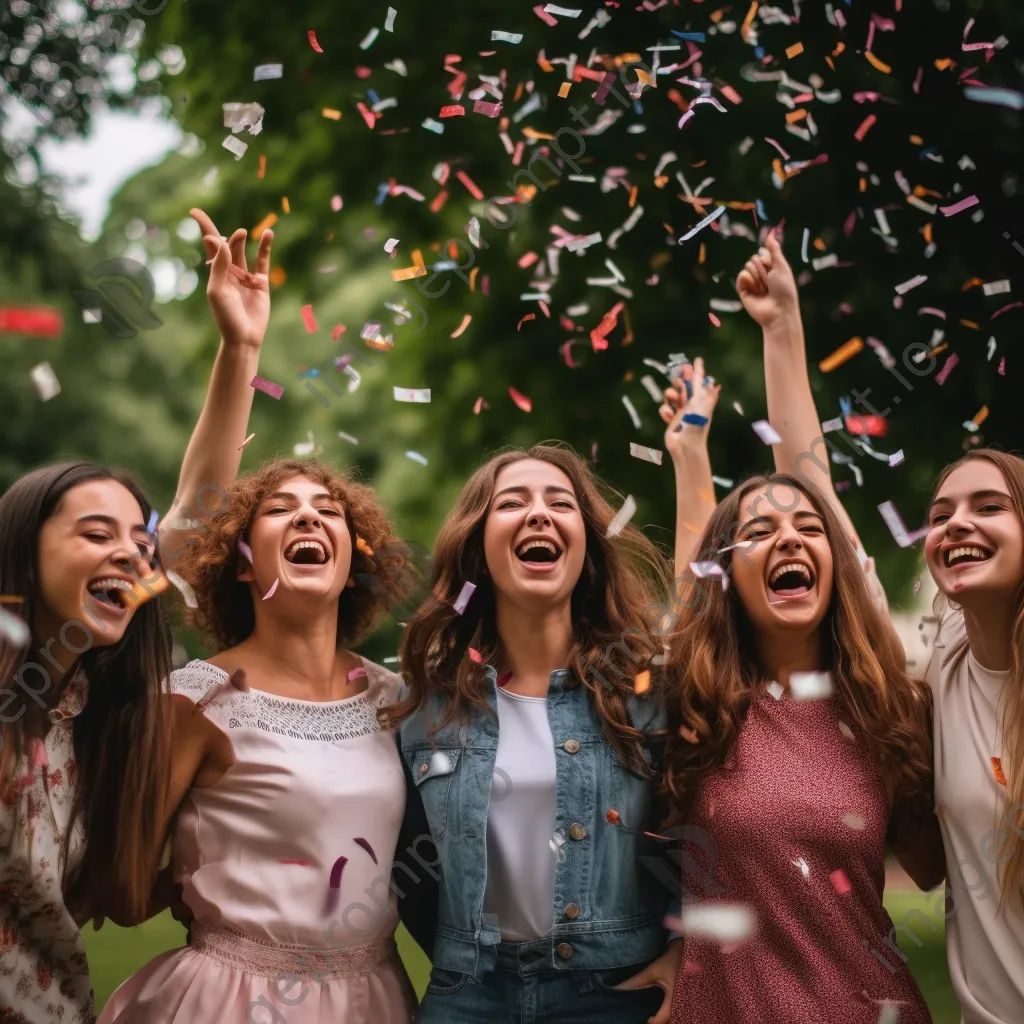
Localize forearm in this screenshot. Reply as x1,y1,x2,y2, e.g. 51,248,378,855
671,441,717,584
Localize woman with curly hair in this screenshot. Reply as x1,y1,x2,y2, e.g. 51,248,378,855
658,234,941,1023
98,458,427,1024
383,365,720,1024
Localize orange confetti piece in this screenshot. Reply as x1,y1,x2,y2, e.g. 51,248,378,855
833,42,846,57
740,1,759,40
509,387,532,413
590,301,624,351
634,670,651,694
935,57,956,71
258,155,266,179
819,337,864,373
253,213,278,239
910,134,924,145
355,536,375,557
517,313,536,331
522,126,555,140
785,109,807,124
959,319,978,329
308,29,323,53
321,108,342,120
865,51,892,73
440,104,465,118
629,185,638,208
854,114,877,141
786,42,804,58
456,169,484,200
558,81,571,98
469,266,480,291
972,405,989,427
537,55,554,73
281,197,290,214
923,223,934,244
698,242,706,264
391,263,426,282
451,314,472,338
429,190,449,213
992,756,1006,786
269,266,287,287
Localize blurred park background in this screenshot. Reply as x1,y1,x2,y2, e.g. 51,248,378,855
3,0,1023,1017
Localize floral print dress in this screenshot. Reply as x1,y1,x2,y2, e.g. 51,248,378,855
0,670,93,1023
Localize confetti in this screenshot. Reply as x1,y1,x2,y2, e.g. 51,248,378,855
147,509,160,534
262,577,280,601
622,395,641,429
405,451,428,466
691,561,724,578
854,115,877,141
895,275,928,295
964,86,1024,110
384,238,400,254
468,648,483,663
30,362,60,401
0,606,29,647
766,682,785,701
606,495,637,539
752,420,782,445
308,29,324,53
393,387,431,402
983,280,1011,296
888,450,905,468
239,432,256,451
935,354,959,385
830,869,852,894
819,337,863,373
451,314,472,337
359,27,379,49
254,64,283,81
634,670,651,694
165,570,197,609
440,104,465,118
0,306,63,337
992,757,1007,786
679,206,725,242
673,905,755,943
251,375,284,399
300,304,318,333
222,136,248,160
453,581,477,615
238,541,253,565
629,443,663,466
509,387,532,412
940,195,980,216
790,671,833,700
491,30,524,43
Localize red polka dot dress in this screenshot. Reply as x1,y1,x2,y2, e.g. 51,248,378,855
670,690,932,1024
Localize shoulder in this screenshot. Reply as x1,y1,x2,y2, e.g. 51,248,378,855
168,659,229,702
360,659,405,703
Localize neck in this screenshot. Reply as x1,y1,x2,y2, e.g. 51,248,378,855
495,598,573,683
244,600,345,696
756,627,825,686
961,597,1016,672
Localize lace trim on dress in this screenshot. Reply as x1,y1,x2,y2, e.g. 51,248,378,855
169,660,399,742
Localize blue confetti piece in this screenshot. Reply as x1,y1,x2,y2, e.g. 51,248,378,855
839,396,853,418
298,368,320,378
367,88,380,105
147,509,159,534
755,46,765,58
756,199,768,222
374,182,389,206
633,100,643,115
671,31,706,42
919,147,940,161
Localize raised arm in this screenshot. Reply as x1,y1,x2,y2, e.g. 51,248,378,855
659,356,721,593
159,210,273,566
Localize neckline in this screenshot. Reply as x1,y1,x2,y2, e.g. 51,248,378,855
967,649,1010,687
498,687,548,704
196,658,376,706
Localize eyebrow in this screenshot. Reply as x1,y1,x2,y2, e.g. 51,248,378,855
264,491,339,503
741,511,823,530
930,489,1013,509
77,514,150,535
493,485,576,499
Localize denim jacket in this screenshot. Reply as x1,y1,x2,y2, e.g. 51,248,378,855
397,666,671,980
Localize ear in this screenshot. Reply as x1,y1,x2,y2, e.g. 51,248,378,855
345,575,358,589
237,558,255,583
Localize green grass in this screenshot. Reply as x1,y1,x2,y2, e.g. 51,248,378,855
84,893,958,1019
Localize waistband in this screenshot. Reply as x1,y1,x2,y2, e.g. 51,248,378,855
190,922,394,980
493,937,558,973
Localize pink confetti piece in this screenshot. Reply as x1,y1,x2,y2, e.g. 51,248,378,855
843,210,858,235
354,838,377,864
469,648,483,663
251,375,284,399
332,324,347,341
348,667,367,682
451,314,472,338
992,301,1023,319
517,313,536,331
998,357,1006,375
718,84,743,104
509,387,532,412
473,100,502,117
561,341,580,369
262,577,279,601
913,66,923,93
935,353,959,385
329,856,347,889
238,540,253,564
764,137,791,159
940,195,979,216
917,307,947,319
356,101,376,129
708,312,722,327
456,169,484,200
440,104,465,118
854,114,877,141
533,3,559,25
453,581,477,615
331,195,343,211
308,29,324,53
830,869,852,894
473,396,486,414
895,275,927,295
301,304,318,333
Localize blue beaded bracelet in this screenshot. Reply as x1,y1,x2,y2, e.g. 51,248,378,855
681,412,709,427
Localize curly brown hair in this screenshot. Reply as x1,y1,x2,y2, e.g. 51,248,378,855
178,458,416,650
662,473,934,834
383,444,672,775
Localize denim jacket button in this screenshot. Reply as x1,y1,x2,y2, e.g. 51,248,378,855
556,942,574,959
562,739,580,754
568,823,586,841
564,904,580,920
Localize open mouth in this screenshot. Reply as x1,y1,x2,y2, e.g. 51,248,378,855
767,561,815,602
87,576,133,610
284,539,329,565
944,545,991,568
514,538,562,565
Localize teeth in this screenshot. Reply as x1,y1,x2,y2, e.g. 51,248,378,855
945,545,989,566
516,539,559,557
285,539,327,560
769,562,812,585
88,578,133,594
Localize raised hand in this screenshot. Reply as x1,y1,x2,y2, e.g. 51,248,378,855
190,208,272,349
659,355,722,464
736,230,798,329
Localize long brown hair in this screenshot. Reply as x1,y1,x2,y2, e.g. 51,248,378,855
0,462,173,922
179,458,416,651
384,444,671,773
930,448,1024,909
662,473,932,827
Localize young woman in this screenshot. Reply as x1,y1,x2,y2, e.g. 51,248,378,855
0,210,273,1023
383,405,719,1024
97,458,428,1024
658,235,943,1023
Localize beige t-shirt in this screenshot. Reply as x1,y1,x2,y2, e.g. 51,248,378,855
928,608,1024,1024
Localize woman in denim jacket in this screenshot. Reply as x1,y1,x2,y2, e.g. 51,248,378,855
382,392,720,1023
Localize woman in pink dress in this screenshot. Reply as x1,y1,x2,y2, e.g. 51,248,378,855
657,235,943,1023
98,458,423,1024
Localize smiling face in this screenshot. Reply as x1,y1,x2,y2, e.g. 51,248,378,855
35,479,157,648
925,460,1024,604
729,483,835,639
241,475,354,601
482,459,587,612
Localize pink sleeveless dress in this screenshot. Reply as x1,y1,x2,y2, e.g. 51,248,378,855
98,659,417,1024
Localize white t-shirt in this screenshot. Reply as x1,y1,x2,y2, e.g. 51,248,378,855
929,608,1024,1024
482,687,558,942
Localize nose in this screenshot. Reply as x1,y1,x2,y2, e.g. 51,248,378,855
943,503,973,537
293,506,322,529
526,503,551,528
775,522,804,551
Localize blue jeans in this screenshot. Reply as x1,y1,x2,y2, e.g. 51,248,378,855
417,940,663,1024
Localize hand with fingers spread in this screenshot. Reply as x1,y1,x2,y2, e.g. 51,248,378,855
736,230,798,329
659,355,722,464
190,208,273,349
612,938,683,1024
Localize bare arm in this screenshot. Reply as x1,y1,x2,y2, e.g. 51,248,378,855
160,211,274,567
658,357,722,602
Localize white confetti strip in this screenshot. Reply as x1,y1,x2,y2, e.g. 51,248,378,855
629,443,663,465
640,375,663,404
766,681,785,700
491,30,524,43
384,238,400,253
821,416,844,433
82,308,102,323
394,387,431,402
544,3,583,15
709,298,743,312
679,205,725,242
385,59,408,76
790,671,833,701
453,581,477,615
895,274,928,295
622,395,642,429
888,450,905,467
30,362,61,401
293,431,317,457
752,420,782,445
690,561,723,578
565,232,603,252
812,253,839,270
711,475,734,488
338,431,359,445
983,279,1011,296
406,451,428,465
166,570,198,609
422,118,445,134
223,102,265,133
0,607,30,647
221,135,248,160
254,63,283,81
878,500,912,547
384,7,397,32
360,27,379,49
674,904,755,943
606,495,637,538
